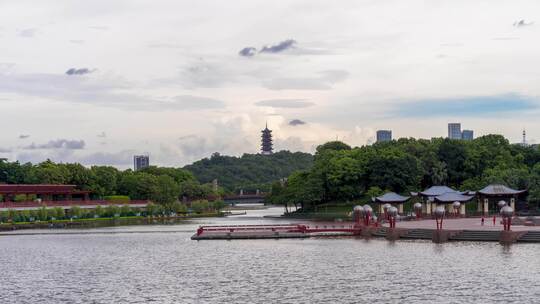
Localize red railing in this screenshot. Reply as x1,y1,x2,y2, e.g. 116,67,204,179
196,224,363,236
0,200,149,209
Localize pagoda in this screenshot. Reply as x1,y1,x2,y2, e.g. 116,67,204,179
261,123,273,155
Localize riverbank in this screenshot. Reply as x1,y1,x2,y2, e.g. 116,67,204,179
0,212,223,231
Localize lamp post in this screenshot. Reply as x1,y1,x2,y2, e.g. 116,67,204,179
500,205,514,231
414,202,422,219
388,206,398,229
434,206,445,230
383,203,391,220
452,201,461,217
353,205,363,225
363,204,372,226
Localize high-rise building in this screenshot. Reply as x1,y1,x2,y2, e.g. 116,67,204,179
376,130,392,142
448,123,462,139
134,155,149,171
461,130,474,140
261,123,273,155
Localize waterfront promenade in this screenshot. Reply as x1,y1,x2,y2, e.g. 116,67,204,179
387,217,540,231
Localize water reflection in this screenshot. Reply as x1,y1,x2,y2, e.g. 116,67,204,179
0,205,538,304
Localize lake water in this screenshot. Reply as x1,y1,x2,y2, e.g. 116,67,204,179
1,206,539,303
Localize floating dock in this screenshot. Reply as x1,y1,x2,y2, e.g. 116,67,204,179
191,224,360,240
191,223,540,243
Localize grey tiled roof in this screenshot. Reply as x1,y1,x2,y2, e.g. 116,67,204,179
419,186,458,196
434,192,475,203
374,192,410,203
478,184,526,195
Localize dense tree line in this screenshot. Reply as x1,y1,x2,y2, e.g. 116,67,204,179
0,160,221,205
268,135,540,211
183,151,314,192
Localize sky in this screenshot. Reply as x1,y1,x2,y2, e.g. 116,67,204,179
0,0,539,168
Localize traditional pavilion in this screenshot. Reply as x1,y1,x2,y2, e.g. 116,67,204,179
433,192,474,215
373,192,410,214
477,184,527,214
412,186,473,215
0,184,90,202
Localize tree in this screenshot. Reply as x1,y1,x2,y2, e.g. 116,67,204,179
151,175,180,205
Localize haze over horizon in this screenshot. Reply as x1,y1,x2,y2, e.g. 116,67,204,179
1,0,539,168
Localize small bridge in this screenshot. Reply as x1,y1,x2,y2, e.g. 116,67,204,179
223,194,266,205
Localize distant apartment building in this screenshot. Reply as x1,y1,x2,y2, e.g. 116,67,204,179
134,155,149,171
448,123,462,139
461,130,474,140
376,130,392,143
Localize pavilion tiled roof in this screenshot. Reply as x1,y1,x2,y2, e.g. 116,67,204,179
374,192,410,203
418,186,459,197
478,184,526,196
434,192,475,203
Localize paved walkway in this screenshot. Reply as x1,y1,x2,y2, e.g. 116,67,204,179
391,217,540,231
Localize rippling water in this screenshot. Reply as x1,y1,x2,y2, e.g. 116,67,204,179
1,206,539,303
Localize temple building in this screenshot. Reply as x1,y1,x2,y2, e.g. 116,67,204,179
373,192,410,214
412,186,473,215
477,184,527,214
261,123,273,155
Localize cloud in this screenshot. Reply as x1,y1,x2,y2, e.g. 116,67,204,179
65,68,93,76
260,39,297,54
77,150,134,166
18,134,30,139
24,139,86,150
238,47,257,57
262,70,349,90
0,147,12,153
255,99,315,108
514,20,533,27
170,95,225,110
394,94,538,117
89,26,109,31
178,59,235,88
97,132,106,138
289,119,306,126
69,40,85,44
18,28,37,38
0,71,226,112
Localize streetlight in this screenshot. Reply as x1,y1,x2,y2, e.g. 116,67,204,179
434,206,445,230
500,205,514,231
363,204,373,226
353,205,363,225
414,202,422,219
382,203,391,220
388,206,398,229
452,201,461,217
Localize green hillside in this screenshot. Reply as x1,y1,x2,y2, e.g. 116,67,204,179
183,151,314,192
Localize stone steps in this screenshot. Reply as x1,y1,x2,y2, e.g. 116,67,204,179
371,228,388,237
518,231,540,243
402,229,433,239
450,230,500,242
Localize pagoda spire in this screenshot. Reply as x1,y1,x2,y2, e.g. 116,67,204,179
261,123,273,155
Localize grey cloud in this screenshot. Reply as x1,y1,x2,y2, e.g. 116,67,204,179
263,70,349,90
0,71,225,112
89,26,109,31
255,99,314,108
289,119,306,126
260,39,296,54
69,40,85,44
77,150,134,166
18,28,37,38
170,95,225,110
514,20,533,27
239,47,257,57
24,139,85,150
19,134,30,139
178,59,234,88
97,132,106,138
0,147,12,153
66,68,93,76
